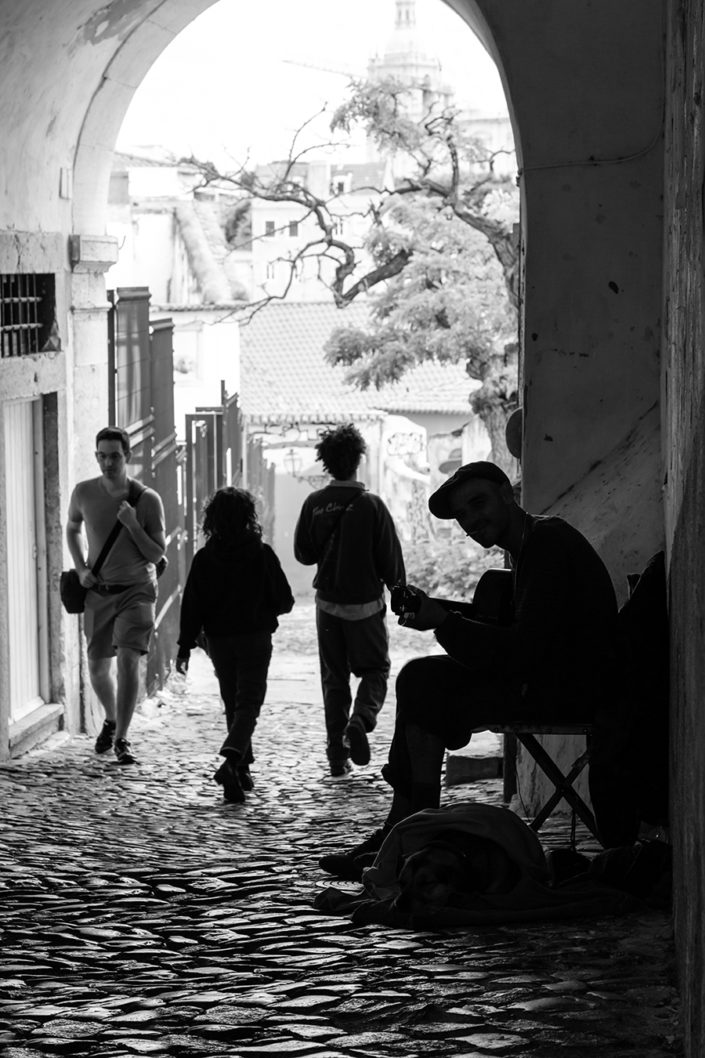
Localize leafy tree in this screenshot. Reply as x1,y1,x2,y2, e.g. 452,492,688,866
324,79,520,468
186,77,519,465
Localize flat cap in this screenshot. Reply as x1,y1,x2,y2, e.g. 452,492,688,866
428,460,511,518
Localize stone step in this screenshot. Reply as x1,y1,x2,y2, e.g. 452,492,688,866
445,731,504,785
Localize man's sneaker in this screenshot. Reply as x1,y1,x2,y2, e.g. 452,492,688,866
95,720,116,754
114,738,136,765
344,716,370,766
214,758,245,804
329,759,353,778
319,827,388,880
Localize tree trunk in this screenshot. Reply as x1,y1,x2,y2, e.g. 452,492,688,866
477,398,517,478
469,342,519,478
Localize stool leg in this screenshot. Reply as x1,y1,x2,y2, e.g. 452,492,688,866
503,731,517,802
516,734,600,842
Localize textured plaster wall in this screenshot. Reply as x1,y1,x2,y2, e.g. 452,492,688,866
0,0,217,749
450,0,667,817
663,3,705,1054
0,0,215,233
0,0,218,493
456,0,666,571
0,231,79,750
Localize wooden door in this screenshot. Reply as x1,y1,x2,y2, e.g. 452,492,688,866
4,398,48,721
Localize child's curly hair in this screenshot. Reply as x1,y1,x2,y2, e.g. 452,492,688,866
202,487,262,543
315,423,366,480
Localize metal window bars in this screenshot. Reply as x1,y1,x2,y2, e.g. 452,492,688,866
0,274,53,358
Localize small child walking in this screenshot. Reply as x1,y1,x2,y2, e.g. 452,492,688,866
176,487,294,803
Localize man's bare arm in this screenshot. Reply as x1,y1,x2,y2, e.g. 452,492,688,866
65,496,97,588
116,494,166,564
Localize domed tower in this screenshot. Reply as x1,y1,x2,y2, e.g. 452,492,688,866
367,0,453,123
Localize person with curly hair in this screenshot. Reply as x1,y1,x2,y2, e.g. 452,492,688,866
294,424,405,777
176,487,294,803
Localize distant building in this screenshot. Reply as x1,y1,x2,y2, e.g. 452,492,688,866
250,158,390,302
106,150,251,431
367,0,515,179
367,0,454,124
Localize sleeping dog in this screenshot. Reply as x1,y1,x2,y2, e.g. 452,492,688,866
392,832,521,914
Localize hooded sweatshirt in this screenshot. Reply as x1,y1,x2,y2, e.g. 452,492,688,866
178,534,294,650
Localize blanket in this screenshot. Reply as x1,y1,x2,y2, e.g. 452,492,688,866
313,803,641,929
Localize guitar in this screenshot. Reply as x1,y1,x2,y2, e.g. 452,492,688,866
469,568,514,626
392,568,514,626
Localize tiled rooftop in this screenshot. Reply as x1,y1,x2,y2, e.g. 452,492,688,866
239,300,475,424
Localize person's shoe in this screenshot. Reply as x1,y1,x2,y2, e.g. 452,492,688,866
114,738,136,765
214,758,245,804
237,766,254,792
319,827,388,880
95,719,116,754
344,716,370,766
329,759,353,778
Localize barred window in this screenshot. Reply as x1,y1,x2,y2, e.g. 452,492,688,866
0,274,57,358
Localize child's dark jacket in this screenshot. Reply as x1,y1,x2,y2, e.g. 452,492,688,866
178,535,294,650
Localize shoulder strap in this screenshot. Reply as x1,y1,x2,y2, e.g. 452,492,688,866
92,521,123,578
92,479,146,577
128,479,147,505
315,490,365,583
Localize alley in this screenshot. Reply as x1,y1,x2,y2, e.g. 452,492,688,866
0,604,681,1058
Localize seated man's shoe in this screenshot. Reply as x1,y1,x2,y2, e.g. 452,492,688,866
114,738,136,765
329,759,353,778
95,719,116,754
319,827,388,880
237,766,254,792
214,758,245,804
344,715,370,766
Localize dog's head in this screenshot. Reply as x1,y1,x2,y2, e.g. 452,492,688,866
392,834,520,914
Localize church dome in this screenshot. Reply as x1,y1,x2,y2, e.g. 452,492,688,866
369,0,442,87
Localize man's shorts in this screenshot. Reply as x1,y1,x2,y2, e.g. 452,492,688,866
83,582,157,659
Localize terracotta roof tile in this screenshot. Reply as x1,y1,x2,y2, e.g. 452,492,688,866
239,300,473,423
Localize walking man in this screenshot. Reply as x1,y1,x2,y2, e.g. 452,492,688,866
66,426,166,764
294,424,405,776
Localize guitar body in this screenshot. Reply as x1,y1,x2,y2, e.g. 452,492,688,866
471,568,514,626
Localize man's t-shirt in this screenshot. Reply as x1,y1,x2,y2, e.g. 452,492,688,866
68,478,165,586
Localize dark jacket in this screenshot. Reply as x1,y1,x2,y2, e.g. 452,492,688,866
178,534,294,650
435,516,618,705
294,482,405,605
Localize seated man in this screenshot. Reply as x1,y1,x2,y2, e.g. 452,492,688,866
320,460,619,880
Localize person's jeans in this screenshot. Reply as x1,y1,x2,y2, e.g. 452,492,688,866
316,606,390,763
383,653,593,801
206,631,273,765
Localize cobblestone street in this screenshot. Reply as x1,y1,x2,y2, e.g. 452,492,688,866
0,603,682,1057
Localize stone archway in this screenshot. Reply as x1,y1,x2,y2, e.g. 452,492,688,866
8,9,705,1056
0,0,667,547
0,0,667,795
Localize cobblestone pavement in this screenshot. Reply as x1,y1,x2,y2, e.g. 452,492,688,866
0,603,682,1057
